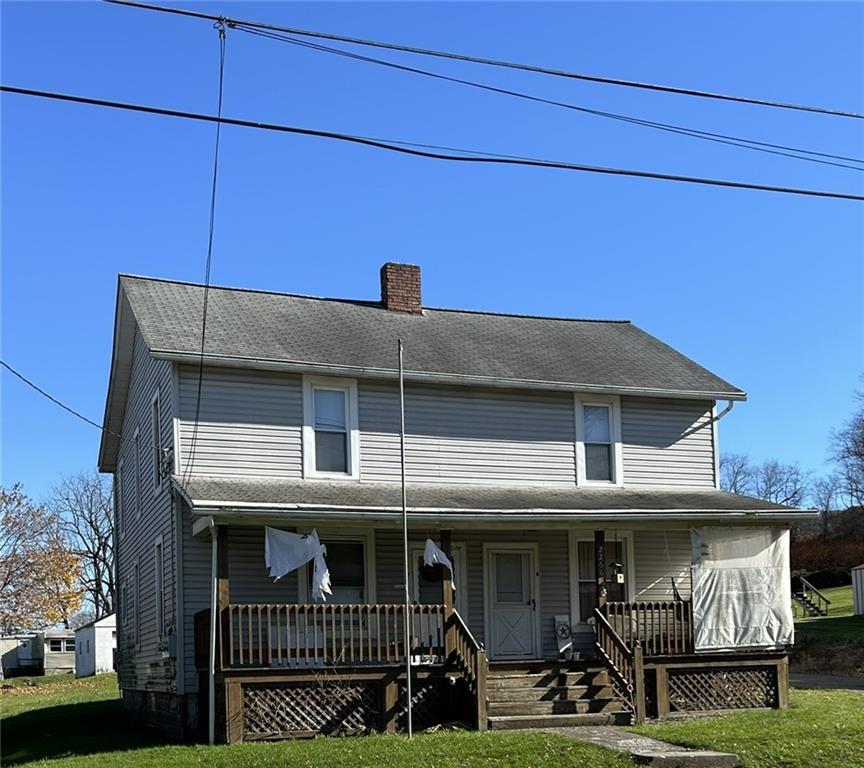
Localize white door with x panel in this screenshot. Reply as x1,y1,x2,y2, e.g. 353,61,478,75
486,548,538,659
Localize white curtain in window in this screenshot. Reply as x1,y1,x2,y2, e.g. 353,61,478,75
691,527,793,651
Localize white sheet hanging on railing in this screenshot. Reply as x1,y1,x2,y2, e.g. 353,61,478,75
264,527,332,601
691,527,793,651
423,538,455,590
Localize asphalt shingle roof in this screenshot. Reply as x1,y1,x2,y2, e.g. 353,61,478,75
120,275,744,399
175,476,801,516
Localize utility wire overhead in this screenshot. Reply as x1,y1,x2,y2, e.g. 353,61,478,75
182,21,226,487
102,0,864,120
2,85,863,201
1,359,124,441
234,23,863,171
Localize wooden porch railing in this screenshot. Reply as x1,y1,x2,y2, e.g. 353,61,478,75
449,609,488,731
793,577,831,617
593,607,645,724
604,600,694,657
219,603,446,669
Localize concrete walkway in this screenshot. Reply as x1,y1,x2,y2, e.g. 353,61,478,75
790,673,864,691
544,726,739,767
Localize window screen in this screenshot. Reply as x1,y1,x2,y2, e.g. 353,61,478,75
584,405,612,481
313,389,348,473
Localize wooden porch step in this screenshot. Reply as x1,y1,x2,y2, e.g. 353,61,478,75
487,684,614,703
488,699,626,716
487,712,632,730
486,671,609,688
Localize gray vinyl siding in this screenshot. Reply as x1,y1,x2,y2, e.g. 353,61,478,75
114,327,176,693
184,523,705,667
633,529,692,600
359,382,577,485
375,529,569,659
176,366,303,478
621,397,716,488
179,498,210,694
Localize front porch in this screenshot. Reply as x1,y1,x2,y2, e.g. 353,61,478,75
191,522,791,741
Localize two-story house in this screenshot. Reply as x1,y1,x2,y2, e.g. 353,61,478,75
98,263,810,742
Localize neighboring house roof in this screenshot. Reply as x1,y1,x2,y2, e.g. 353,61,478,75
99,274,744,470
174,475,811,524
74,614,116,633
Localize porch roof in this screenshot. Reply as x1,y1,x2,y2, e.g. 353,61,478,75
174,475,813,524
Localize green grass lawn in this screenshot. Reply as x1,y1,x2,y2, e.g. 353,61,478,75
1,673,632,768
632,689,864,768
795,584,864,642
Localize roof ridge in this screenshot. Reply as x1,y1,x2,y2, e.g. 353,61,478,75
118,273,630,324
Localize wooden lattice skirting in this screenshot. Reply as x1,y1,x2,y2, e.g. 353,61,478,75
243,680,379,738
667,666,778,712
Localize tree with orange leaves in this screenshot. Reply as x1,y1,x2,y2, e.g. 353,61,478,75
0,484,83,633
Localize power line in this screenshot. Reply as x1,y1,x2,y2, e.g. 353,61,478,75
183,21,226,486
234,23,864,171
1,359,124,441
3,84,863,201
102,0,864,120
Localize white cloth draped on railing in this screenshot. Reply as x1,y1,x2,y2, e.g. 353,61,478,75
264,527,332,601
423,538,455,591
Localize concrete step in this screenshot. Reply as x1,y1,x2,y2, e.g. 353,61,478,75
487,712,632,730
488,699,626,716
487,684,614,703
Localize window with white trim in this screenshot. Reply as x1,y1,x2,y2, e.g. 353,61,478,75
154,538,165,638
151,391,163,492
133,559,140,649
133,427,142,518
575,396,622,485
302,377,359,478
115,460,125,537
302,531,374,603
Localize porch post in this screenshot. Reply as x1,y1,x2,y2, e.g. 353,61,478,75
216,526,230,668
440,529,455,661
594,529,608,610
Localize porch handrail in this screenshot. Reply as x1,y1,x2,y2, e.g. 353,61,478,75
593,607,645,724
219,603,446,670
797,577,832,612
603,600,694,656
449,608,487,731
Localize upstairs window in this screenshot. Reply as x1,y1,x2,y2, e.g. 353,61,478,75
302,377,359,478
115,460,125,537
151,391,163,491
133,427,142,518
576,397,622,485
584,405,612,481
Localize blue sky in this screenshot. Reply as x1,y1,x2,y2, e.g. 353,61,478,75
2,1,862,500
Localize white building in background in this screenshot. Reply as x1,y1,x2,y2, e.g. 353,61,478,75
75,614,117,677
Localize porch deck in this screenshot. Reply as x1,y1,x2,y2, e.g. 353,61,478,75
196,597,788,742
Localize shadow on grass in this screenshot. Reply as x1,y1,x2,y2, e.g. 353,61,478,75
795,615,864,642
3,698,171,765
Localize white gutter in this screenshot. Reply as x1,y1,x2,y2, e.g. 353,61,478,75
150,349,747,402
187,505,816,525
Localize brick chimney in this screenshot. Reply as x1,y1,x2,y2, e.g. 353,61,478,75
380,262,422,313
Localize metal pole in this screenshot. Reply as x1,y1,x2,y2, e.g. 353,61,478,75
208,524,217,745
398,339,413,737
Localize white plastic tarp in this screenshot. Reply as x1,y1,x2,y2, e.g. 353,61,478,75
264,527,332,601
691,527,793,651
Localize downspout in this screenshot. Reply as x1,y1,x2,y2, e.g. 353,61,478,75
208,520,217,745
713,400,734,489
715,400,735,422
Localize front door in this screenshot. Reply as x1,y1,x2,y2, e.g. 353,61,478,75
487,548,538,659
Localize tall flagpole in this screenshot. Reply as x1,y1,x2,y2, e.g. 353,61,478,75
398,338,413,737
